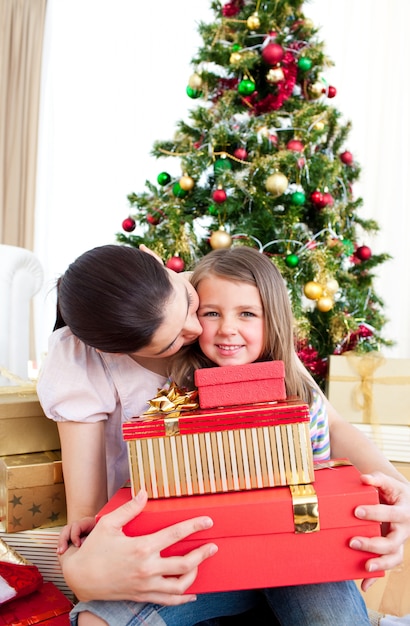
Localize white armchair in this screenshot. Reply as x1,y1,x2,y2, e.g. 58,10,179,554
0,244,43,380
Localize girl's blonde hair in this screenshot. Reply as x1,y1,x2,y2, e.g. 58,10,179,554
170,246,317,406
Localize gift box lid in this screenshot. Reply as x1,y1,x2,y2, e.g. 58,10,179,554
122,396,309,440
99,462,380,538
194,361,285,387
0,392,60,456
0,451,63,488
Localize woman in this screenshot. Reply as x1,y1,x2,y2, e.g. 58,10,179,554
37,244,410,625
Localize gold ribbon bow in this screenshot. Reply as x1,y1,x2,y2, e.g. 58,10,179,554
143,382,199,419
347,351,385,424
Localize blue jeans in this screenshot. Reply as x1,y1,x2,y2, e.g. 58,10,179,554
70,581,370,625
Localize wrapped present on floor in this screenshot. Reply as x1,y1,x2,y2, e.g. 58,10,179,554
194,361,286,409
0,451,66,532
0,580,73,625
327,353,410,426
124,388,314,498
0,389,60,456
98,462,383,593
0,527,74,601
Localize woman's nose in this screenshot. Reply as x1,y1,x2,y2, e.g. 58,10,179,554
184,313,203,338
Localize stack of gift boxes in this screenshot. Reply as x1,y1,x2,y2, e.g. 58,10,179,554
0,389,73,620
99,361,383,593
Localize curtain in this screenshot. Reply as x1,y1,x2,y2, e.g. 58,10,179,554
0,0,47,249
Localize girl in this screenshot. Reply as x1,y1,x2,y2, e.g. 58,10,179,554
38,245,410,626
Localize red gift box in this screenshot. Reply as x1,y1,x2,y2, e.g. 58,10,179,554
123,397,314,498
98,463,383,592
0,581,73,625
194,361,286,409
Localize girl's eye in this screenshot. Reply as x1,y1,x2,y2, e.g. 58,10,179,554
202,311,219,317
241,311,256,317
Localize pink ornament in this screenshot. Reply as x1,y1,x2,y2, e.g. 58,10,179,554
286,139,304,152
261,43,285,65
233,147,248,160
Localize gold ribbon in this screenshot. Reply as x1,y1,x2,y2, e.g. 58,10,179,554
290,484,320,533
0,538,31,564
329,352,410,424
142,382,199,435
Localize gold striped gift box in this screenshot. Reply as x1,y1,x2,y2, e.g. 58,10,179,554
123,397,314,499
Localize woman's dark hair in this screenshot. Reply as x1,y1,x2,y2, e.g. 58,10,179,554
54,245,173,353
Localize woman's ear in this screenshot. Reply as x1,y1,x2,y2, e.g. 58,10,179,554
139,244,164,265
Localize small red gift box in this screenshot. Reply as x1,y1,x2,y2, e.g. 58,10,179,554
194,361,286,409
98,463,383,592
123,397,314,498
0,581,73,625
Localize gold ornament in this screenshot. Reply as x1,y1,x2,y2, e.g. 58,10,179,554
230,52,242,65
179,174,195,191
304,18,314,30
210,229,232,249
188,73,203,90
309,82,324,98
265,172,288,196
303,281,323,300
266,67,285,84
313,121,325,131
247,13,260,30
317,296,334,312
325,278,339,295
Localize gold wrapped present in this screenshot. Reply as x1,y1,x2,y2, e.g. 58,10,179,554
0,450,66,532
0,392,60,455
327,353,410,426
123,386,314,499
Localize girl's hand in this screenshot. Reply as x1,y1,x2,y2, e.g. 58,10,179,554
60,490,218,604
57,517,96,553
348,472,410,591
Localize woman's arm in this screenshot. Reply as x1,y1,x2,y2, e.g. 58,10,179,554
58,420,108,521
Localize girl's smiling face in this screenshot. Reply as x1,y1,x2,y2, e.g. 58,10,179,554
196,275,265,367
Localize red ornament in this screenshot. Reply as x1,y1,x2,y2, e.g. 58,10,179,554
233,147,248,160
322,192,334,207
286,139,304,152
261,43,284,66
310,190,324,206
355,245,372,261
166,256,185,272
147,210,164,226
340,151,354,166
326,85,337,98
222,2,240,16
122,217,136,232
212,188,227,204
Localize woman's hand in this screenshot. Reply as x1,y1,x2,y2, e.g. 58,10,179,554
349,472,410,591
60,490,218,604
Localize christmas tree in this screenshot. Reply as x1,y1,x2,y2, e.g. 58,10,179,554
117,0,391,387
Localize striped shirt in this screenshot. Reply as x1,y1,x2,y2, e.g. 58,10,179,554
309,389,331,461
